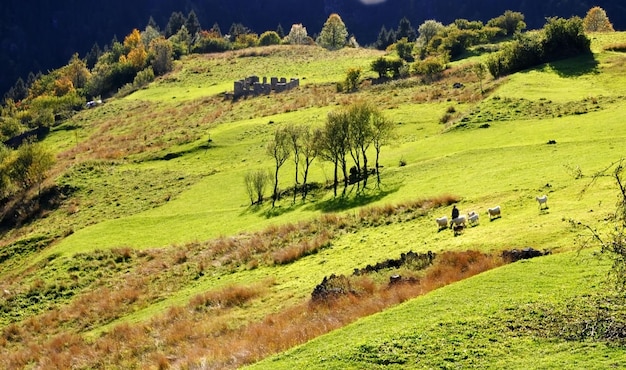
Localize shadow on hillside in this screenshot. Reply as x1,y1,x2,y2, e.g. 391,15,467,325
260,202,306,218
545,54,600,78
150,139,217,161
309,185,400,213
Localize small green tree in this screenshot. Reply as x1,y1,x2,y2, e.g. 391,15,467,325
11,141,55,195
0,144,13,198
169,26,192,58
412,56,446,82
344,67,362,92
395,37,415,62
259,31,282,46
487,10,526,35
371,57,390,79
583,6,615,33
472,62,487,94
317,13,348,50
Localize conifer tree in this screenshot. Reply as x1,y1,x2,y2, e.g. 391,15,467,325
165,11,186,38
317,13,348,50
185,10,202,36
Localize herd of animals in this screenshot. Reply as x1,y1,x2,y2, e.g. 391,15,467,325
436,195,549,236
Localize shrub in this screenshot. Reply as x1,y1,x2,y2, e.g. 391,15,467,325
133,67,155,88
192,34,232,53
234,33,259,48
395,37,414,62
412,57,446,81
344,67,362,92
259,31,282,46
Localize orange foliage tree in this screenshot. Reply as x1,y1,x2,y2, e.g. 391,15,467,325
583,6,615,32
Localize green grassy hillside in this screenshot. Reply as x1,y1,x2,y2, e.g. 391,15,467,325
2,35,626,368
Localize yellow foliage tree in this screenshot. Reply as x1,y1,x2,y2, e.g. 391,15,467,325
63,53,91,89
583,6,615,32
123,29,148,70
124,29,143,49
53,76,75,96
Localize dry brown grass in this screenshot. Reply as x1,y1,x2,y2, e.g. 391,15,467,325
0,248,504,369
179,249,503,369
0,196,476,369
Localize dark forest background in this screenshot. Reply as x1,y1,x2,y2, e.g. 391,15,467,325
1,0,625,95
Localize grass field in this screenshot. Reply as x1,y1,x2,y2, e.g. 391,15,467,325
2,36,626,368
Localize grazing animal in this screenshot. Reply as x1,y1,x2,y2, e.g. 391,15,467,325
452,223,465,236
468,211,479,226
435,216,449,230
536,195,548,210
450,215,467,228
487,206,501,220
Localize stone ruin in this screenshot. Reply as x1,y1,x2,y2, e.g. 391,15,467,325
231,75,299,99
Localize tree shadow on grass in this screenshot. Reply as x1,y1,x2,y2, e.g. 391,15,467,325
261,201,306,219
307,184,400,213
545,53,600,78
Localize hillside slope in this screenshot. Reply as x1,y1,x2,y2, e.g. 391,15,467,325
2,34,626,368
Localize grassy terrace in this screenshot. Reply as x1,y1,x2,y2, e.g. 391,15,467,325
2,35,626,368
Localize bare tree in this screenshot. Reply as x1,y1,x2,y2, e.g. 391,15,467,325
285,124,304,204
578,159,626,290
266,127,291,207
244,169,270,205
347,101,375,189
371,111,395,188
300,127,319,201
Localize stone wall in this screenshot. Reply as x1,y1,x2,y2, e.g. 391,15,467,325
232,75,299,99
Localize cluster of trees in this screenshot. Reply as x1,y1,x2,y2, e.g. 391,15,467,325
367,7,613,84
0,141,55,201
0,11,355,143
245,101,395,206
486,16,591,78
366,10,526,83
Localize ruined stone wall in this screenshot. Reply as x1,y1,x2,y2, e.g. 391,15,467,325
232,76,299,99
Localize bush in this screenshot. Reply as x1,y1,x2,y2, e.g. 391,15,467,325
542,16,591,60
258,31,282,46
133,67,155,87
412,57,446,81
234,33,259,48
192,36,232,53
344,67,362,92
395,38,414,62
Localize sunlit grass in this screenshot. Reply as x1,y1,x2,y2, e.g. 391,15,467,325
3,35,626,369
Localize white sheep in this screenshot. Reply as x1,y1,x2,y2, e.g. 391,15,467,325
536,195,548,210
450,215,467,228
435,216,449,230
487,206,501,220
468,211,479,226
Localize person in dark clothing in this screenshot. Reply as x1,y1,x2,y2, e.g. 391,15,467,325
451,205,459,220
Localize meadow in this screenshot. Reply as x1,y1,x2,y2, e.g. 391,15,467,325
2,35,626,368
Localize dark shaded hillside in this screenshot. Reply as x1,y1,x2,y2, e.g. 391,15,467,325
1,0,625,96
